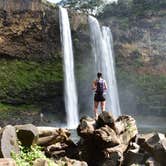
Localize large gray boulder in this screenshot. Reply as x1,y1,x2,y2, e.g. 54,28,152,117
137,132,166,165
123,142,149,165
145,157,161,166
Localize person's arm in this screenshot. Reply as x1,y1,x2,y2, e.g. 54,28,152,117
92,80,97,91
104,80,108,90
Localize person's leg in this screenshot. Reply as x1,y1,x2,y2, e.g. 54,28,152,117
94,101,99,119
101,101,106,112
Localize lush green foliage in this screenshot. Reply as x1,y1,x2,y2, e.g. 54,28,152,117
59,0,111,14
42,0,56,8
0,59,63,103
100,0,166,18
59,0,166,15
11,145,55,166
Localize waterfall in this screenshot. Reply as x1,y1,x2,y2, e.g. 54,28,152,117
88,16,121,118
59,7,79,128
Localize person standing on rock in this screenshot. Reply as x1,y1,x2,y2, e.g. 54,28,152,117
92,72,107,119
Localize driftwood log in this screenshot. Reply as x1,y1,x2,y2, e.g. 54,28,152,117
37,127,70,138
94,125,120,148
101,144,127,166
115,115,138,145
15,124,39,147
96,111,116,130
37,128,70,146
0,125,19,158
0,158,16,166
77,116,96,138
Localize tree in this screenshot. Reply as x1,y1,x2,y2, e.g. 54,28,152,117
59,0,114,15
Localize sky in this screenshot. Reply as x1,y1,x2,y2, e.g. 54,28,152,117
47,0,118,4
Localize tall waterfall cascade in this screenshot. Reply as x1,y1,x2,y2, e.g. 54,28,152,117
88,16,121,118
59,7,79,128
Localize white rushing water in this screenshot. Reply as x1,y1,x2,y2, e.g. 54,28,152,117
59,7,79,128
88,16,121,118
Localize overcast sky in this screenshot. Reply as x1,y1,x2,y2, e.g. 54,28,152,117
47,0,118,4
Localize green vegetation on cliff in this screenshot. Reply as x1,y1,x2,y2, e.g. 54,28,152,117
0,59,63,102
0,59,64,125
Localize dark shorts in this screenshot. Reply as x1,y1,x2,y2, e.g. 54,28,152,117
94,94,106,102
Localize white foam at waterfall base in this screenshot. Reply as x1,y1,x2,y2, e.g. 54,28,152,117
59,7,79,129
88,15,121,118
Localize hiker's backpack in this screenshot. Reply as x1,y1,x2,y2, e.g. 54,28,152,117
96,79,104,95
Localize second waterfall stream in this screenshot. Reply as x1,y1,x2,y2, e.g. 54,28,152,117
88,15,121,118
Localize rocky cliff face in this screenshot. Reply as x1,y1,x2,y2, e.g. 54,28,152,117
0,0,42,12
0,0,63,125
0,0,60,59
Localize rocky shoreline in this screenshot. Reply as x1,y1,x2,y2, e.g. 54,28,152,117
0,112,165,166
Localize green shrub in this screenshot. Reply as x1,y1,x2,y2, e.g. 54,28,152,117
11,145,55,166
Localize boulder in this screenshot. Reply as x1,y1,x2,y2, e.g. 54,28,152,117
77,137,95,164
0,158,16,166
101,144,127,166
115,115,138,144
77,116,96,138
94,125,120,148
15,124,39,147
96,111,116,130
46,139,79,159
123,142,149,165
33,158,56,166
137,132,166,165
145,157,161,166
137,133,155,149
0,125,19,158
55,157,88,166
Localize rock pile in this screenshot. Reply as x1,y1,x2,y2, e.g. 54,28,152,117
77,112,138,166
77,112,166,166
0,113,165,166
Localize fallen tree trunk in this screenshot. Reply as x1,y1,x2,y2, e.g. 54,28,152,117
37,128,71,146
15,124,39,147
0,125,20,158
